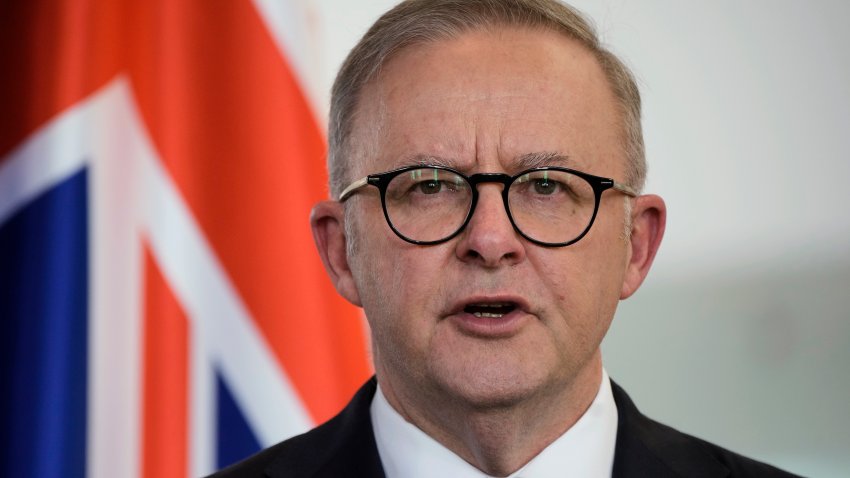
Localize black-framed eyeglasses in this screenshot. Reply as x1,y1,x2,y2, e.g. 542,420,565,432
338,165,637,247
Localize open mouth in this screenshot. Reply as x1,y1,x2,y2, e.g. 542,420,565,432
463,302,518,318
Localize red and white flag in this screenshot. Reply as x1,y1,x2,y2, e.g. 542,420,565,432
0,1,371,477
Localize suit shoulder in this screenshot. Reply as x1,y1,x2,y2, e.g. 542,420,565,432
206,378,383,478
646,415,802,477
206,419,346,478
610,380,802,477
206,437,294,478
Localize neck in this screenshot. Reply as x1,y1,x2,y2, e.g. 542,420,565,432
377,355,604,477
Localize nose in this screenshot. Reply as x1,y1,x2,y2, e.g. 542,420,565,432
455,183,526,267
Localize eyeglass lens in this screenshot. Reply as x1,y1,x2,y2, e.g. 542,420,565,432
382,167,596,245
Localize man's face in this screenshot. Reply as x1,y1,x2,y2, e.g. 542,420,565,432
343,27,636,410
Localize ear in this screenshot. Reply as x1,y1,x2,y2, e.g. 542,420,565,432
620,194,666,299
310,200,362,306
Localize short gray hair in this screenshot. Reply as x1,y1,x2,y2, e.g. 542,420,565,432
328,0,646,199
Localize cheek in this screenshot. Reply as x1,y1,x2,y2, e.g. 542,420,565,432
356,241,457,377
354,243,408,361
533,242,625,333
352,222,449,338
576,207,630,291
377,246,453,322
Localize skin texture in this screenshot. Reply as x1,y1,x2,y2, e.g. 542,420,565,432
311,27,666,476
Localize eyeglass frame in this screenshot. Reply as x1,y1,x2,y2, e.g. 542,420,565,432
338,165,637,247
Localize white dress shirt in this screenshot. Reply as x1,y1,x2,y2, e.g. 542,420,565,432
370,369,618,478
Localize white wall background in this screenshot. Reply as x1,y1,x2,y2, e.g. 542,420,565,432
308,1,850,476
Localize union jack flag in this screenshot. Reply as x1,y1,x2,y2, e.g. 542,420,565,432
0,1,371,477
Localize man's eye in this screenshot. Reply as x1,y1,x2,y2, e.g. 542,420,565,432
533,179,560,195
416,180,443,194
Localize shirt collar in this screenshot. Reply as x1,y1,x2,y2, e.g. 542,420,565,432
370,369,618,478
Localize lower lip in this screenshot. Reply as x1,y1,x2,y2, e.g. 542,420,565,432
447,310,530,338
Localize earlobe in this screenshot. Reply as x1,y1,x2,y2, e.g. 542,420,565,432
620,194,666,299
310,200,362,306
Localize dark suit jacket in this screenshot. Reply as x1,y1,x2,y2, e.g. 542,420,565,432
209,377,800,477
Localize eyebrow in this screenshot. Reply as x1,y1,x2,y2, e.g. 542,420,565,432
395,151,570,172
514,151,570,170
397,154,456,169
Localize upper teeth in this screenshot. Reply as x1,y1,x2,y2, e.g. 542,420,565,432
473,311,504,318
469,303,511,318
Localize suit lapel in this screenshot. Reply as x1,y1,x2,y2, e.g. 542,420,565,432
264,377,386,478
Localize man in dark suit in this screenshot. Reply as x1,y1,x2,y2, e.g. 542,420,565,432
213,0,799,476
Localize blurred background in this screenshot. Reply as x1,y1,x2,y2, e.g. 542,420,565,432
1,1,847,477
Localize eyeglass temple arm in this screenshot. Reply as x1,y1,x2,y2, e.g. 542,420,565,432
612,181,638,197
338,177,369,201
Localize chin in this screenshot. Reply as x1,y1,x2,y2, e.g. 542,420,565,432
429,358,552,411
